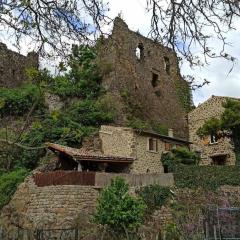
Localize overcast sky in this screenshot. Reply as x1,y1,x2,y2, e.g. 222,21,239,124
106,0,240,105
1,0,239,106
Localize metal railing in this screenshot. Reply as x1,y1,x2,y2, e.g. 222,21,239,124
204,205,240,240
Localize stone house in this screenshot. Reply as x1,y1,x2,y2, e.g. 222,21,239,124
188,95,236,165
48,125,190,174
98,18,191,139
0,42,38,88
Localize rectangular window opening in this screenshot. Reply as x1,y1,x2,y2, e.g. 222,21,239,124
164,57,170,75
210,133,218,144
152,73,159,87
148,138,158,152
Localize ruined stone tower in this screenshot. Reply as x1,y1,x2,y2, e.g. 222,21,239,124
99,18,191,139
0,43,39,88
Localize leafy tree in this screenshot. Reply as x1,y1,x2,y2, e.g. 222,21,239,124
0,83,45,117
197,117,222,137
93,177,146,236
0,44,117,171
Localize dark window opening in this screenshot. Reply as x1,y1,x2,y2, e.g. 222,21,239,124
0,66,4,75
152,73,159,87
211,155,227,165
164,57,170,74
12,69,16,78
210,133,218,144
148,138,158,152
163,165,168,173
136,43,144,60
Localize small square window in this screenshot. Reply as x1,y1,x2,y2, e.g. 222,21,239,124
210,133,218,144
148,138,158,152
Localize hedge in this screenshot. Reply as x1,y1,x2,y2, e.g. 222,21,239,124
174,165,240,190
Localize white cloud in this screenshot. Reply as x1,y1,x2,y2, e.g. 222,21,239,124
0,0,239,106
107,0,240,106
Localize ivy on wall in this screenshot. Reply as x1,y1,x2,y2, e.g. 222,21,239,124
174,78,193,113
120,89,168,135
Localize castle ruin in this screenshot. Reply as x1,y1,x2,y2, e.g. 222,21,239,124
99,18,191,139
0,43,38,88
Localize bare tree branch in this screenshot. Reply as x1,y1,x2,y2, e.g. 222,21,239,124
0,0,111,57
147,0,239,66
0,139,46,150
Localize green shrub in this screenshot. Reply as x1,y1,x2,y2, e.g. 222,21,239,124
22,113,96,146
172,147,199,165
0,168,29,208
163,222,182,240
93,177,146,234
174,165,240,190
0,83,45,116
161,147,199,172
126,117,151,130
151,122,168,135
68,99,116,126
138,185,171,212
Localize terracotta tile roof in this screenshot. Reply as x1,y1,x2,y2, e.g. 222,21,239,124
46,142,134,163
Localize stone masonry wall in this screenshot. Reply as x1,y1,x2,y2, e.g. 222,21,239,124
132,134,164,174
99,125,189,174
0,172,174,234
99,125,164,173
188,96,236,165
99,125,135,157
98,18,189,139
0,174,100,230
0,42,38,88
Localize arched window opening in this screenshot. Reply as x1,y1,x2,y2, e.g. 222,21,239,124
135,43,144,60
164,56,170,74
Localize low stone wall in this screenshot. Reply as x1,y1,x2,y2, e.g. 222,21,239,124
95,172,174,187
0,175,100,231
1,173,240,239
0,172,173,235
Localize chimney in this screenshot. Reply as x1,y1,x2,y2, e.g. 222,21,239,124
168,128,174,138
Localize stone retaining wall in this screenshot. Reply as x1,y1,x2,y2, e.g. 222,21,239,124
0,175,99,230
